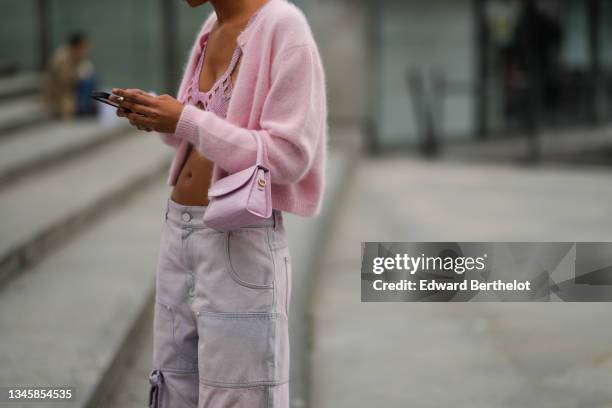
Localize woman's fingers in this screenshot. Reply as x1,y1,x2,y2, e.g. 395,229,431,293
111,88,158,118
113,88,155,107
120,100,156,116
111,89,161,132
128,112,156,130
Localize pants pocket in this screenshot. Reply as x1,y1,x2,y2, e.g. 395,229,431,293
197,311,289,388
225,228,275,289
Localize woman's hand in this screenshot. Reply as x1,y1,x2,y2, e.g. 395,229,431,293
110,88,184,133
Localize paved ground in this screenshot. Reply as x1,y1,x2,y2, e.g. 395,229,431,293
310,157,612,408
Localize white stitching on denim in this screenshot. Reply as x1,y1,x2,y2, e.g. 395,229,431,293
196,310,279,319
284,255,290,316
196,311,287,387
266,227,278,310
224,231,275,289
157,367,199,374
199,379,289,388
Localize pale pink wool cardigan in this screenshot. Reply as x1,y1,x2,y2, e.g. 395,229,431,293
159,0,328,217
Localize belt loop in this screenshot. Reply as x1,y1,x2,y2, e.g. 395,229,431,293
165,199,170,221
273,210,279,230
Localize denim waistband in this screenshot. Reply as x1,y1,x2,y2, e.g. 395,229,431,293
165,198,279,229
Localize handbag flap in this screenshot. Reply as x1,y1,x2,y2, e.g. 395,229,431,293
208,165,258,198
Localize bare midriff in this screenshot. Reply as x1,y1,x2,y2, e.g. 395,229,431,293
170,144,215,206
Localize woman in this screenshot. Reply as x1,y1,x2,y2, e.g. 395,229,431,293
110,0,326,406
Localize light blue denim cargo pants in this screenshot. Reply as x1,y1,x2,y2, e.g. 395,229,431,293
149,198,292,407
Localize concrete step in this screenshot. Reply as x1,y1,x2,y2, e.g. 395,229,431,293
0,72,42,101
0,94,51,136
0,119,131,189
0,180,170,408
0,131,173,288
99,303,155,408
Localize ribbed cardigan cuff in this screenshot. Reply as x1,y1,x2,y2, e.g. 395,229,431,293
174,105,203,146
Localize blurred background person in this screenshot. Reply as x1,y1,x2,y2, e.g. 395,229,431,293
44,31,97,119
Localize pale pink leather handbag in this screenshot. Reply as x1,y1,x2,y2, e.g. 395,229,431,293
203,132,272,231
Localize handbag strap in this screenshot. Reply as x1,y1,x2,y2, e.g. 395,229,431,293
252,131,265,167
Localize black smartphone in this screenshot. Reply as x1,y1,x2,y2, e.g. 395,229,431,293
90,91,127,110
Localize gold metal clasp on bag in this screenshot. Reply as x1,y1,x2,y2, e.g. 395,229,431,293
258,178,266,188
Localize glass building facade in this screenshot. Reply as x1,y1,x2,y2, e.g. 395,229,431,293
366,0,612,150
0,0,302,93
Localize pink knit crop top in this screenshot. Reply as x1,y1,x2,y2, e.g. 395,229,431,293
185,42,237,119
185,8,263,118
